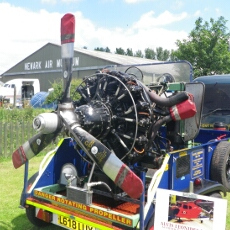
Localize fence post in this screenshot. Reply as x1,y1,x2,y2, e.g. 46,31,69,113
4,123,7,157
16,122,19,152
0,123,2,156
1,121,58,158
10,122,13,155
21,121,24,145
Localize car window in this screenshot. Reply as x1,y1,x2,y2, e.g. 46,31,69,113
203,83,230,114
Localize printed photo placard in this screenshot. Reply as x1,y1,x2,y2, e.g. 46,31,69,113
154,188,227,230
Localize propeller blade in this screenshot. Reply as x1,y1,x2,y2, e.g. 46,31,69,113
12,132,59,169
59,13,143,199
60,13,75,102
63,119,144,199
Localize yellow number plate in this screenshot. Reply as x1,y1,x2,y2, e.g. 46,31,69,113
58,215,95,230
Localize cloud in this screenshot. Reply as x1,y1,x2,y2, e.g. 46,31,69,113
194,10,201,17
92,26,186,53
76,10,188,53
61,0,82,2
133,10,188,28
41,0,81,3
125,0,147,3
215,8,221,15
0,3,61,74
0,3,188,75
124,0,155,3
41,0,57,4
99,0,115,2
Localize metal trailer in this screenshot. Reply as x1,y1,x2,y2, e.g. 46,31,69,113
15,61,230,230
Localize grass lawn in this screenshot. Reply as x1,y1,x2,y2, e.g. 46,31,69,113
0,155,62,230
0,154,230,230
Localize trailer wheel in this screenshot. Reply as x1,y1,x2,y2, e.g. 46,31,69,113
209,192,222,199
26,205,50,227
20,172,39,205
26,172,39,191
210,141,230,192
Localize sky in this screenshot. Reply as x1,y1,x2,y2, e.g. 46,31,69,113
0,0,230,75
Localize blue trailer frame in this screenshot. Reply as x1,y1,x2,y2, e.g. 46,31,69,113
17,61,230,230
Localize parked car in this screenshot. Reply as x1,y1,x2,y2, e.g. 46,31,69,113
193,74,230,130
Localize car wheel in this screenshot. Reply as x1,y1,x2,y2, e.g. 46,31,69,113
210,141,230,192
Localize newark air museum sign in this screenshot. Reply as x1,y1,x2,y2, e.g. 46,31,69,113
24,57,79,71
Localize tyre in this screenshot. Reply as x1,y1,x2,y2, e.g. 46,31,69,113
146,214,155,230
20,172,39,206
27,172,39,189
210,141,230,191
209,192,222,199
26,205,50,227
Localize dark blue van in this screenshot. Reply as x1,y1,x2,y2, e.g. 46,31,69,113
194,74,230,130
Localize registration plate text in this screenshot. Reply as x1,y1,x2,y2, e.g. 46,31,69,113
58,215,95,230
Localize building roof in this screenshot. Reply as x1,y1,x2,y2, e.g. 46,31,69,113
2,43,156,75
73,46,156,65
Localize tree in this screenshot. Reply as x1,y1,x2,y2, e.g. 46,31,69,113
115,47,125,55
172,17,230,78
144,47,170,60
94,47,105,51
134,50,144,58
105,47,111,53
156,47,170,61
126,48,133,56
169,49,177,61
145,48,156,59
94,47,111,53
45,78,82,104
156,47,164,61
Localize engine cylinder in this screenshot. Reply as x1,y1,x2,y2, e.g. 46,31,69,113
33,113,60,134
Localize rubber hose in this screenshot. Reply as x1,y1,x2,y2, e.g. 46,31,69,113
146,115,172,150
142,84,189,107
